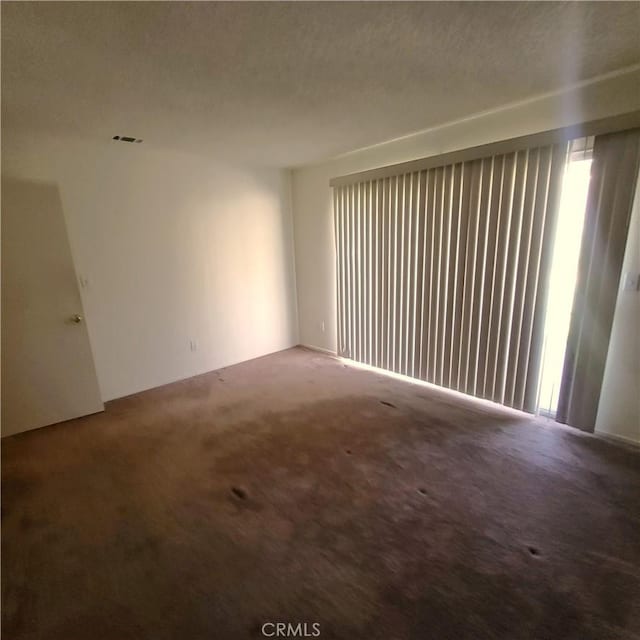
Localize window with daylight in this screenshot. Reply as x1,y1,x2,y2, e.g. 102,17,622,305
332,125,640,427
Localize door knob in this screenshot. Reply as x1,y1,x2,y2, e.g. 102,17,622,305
71,314,83,324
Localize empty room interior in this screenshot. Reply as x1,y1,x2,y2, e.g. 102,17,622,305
2,2,640,639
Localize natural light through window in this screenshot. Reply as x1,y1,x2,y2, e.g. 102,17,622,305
537,140,593,416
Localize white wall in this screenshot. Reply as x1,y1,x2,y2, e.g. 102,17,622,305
2,131,298,401
595,172,640,444
291,67,640,442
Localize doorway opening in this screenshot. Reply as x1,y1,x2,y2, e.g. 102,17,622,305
537,137,593,417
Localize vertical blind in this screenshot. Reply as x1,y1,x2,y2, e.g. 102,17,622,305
334,143,567,412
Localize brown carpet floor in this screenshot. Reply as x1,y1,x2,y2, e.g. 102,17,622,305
2,347,640,640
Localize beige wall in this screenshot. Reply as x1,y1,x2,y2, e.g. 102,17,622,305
2,131,298,401
595,172,640,444
291,67,640,442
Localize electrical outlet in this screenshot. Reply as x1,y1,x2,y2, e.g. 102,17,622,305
321,320,325,333
622,272,640,292
189,339,198,352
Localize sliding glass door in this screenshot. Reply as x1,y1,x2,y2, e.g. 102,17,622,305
537,138,593,417
333,143,567,412
332,125,640,427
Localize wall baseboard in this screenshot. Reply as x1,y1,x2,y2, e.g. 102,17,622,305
298,343,338,357
595,431,640,449
538,416,640,448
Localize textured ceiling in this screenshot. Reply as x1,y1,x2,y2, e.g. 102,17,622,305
2,2,640,167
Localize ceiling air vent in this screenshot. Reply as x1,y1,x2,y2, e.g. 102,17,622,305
112,135,143,143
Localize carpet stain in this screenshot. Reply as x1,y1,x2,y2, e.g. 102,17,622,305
231,486,248,500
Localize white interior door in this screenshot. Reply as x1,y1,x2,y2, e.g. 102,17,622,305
1,178,104,437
